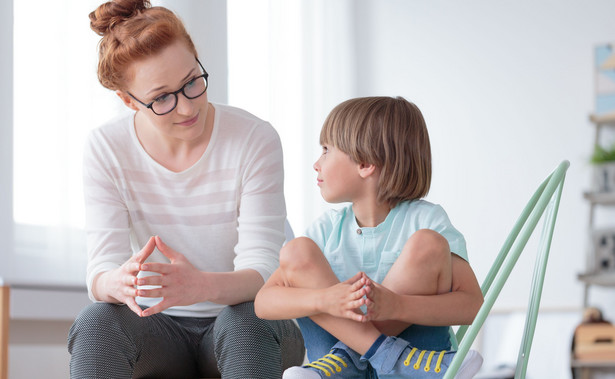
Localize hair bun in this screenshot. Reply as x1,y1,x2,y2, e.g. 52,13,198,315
90,0,151,36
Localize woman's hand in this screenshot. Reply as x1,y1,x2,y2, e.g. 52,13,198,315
318,272,367,322
137,236,205,317
361,273,401,322
92,236,157,317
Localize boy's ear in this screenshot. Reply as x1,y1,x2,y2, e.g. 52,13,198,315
358,162,377,179
116,90,139,112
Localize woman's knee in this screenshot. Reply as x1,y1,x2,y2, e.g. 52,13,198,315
70,303,131,331
214,302,303,367
214,302,264,338
214,302,303,377
213,302,275,353
68,303,138,350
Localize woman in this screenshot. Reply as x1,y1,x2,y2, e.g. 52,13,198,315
67,1,305,378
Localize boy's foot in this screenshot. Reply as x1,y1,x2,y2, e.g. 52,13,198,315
365,336,483,379
282,341,369,379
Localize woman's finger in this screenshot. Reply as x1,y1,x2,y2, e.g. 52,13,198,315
122,285,138,298
141,262,172,274
125,298,144,317
122,274,137,286
155,236,181,261
136,287,164,298
134,236,157,264
137,274,164,287
141,300,171,317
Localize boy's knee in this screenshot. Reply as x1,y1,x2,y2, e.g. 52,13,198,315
404,229,450,263
279,237,320,272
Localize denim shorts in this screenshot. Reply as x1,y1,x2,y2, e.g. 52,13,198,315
296,316,452,363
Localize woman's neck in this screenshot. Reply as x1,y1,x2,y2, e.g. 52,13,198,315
135,104,214,172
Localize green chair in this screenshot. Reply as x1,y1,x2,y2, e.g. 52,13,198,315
445,160,570,379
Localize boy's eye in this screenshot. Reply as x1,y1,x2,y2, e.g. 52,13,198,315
322,146,329,154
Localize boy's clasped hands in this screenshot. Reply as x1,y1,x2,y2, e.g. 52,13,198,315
325,271,398,323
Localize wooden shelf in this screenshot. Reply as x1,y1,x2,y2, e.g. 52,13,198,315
578,272,615,286
571,358,615,368
590,112,615,127
584,191,615,205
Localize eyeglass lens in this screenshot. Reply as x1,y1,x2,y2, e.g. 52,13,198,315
152,75,208,115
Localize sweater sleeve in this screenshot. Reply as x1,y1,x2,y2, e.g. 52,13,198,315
82,129,132,301
233,122,286,282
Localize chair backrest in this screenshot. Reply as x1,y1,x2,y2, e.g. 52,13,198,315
444,160,569,379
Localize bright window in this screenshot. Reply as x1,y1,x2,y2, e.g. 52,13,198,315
14,0,120,229
11,0,127,284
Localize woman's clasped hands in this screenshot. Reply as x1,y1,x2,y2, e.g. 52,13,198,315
105,235,205,318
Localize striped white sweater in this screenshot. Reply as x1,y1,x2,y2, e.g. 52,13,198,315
83,103,286,317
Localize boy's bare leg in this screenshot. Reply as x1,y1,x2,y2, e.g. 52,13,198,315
371,229,453,336
279,237,381,355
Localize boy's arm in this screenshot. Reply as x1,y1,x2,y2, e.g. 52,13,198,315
255,269,366,321
364,254,483,326
254,268,321,320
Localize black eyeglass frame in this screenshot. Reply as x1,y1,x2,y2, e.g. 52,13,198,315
127,57,209,116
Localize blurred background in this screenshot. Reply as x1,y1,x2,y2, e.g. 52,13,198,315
1,0,615,377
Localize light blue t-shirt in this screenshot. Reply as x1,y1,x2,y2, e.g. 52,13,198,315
305,200,467,284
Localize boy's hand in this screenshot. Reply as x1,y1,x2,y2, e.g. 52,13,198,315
319,272,367,322
361,273,400,321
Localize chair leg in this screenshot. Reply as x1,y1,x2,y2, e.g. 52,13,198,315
0,286,9,379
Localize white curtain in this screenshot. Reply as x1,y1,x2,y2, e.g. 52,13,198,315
228,0,358,234
9,0,110,285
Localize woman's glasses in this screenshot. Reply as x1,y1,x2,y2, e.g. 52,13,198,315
128,58,209,116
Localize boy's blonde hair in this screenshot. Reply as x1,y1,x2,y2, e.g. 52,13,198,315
320,96,431,207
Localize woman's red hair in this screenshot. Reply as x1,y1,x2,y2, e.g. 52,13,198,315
89,0,197,90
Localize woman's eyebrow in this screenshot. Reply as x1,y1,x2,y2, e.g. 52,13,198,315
145,67,197,97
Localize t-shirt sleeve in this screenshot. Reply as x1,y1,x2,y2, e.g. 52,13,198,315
425,204,468,262
303,209,336,254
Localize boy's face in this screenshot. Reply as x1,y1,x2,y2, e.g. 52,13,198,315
313,145,363,203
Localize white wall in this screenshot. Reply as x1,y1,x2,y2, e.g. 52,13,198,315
160,0,228,104
0,0,14,275
227,2,615,376
348,1,615,377
352,0,613,310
